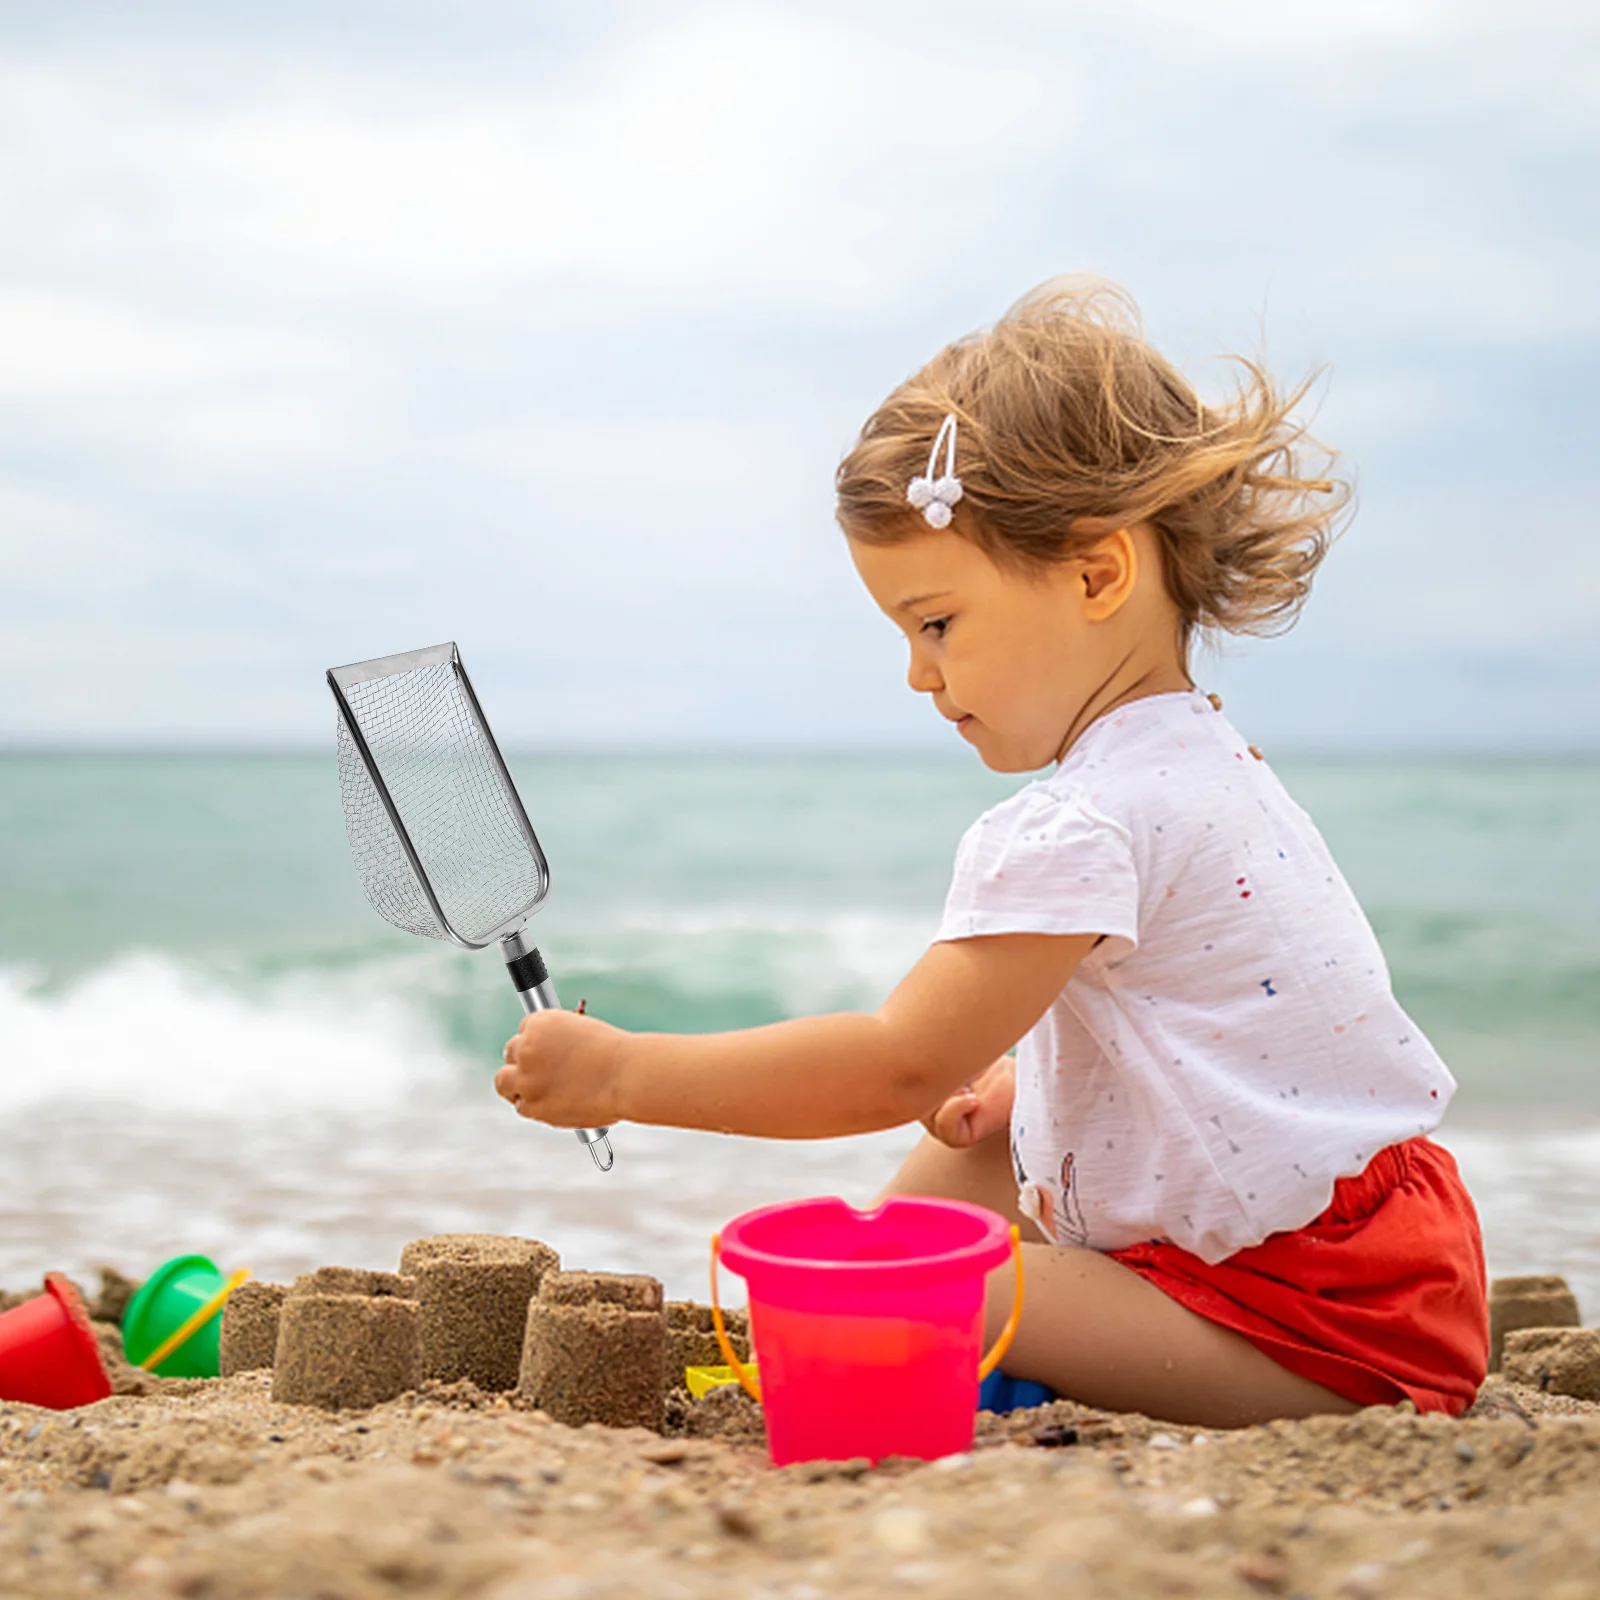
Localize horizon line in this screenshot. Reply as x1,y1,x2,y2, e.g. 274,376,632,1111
2,741,1599,764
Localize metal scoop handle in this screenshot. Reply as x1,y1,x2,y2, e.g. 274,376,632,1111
502,931,615,1172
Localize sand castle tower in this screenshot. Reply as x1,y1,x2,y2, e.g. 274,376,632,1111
399,1234,559,1393
219,1281,289,1376
520,1271,667,1431
272,1269,421,1410
1489,1275,1581,1371
666,1298,750,1375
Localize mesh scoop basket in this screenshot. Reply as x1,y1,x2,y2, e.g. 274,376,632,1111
328,642,613,1170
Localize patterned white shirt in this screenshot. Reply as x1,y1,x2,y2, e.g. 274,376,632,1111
935,690,1454,1264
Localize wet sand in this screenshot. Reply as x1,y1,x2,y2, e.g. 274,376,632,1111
4,1363,1600,1599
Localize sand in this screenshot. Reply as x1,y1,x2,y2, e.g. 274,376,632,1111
6,1358,1600,1598
8,1268,1600,1595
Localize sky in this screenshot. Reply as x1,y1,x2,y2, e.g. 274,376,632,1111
2,0,1597,753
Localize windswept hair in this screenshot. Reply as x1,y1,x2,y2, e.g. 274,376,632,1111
835,279,1350,650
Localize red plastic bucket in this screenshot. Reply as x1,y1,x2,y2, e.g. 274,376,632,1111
0,1274,113,1410
713,1196,1021,1466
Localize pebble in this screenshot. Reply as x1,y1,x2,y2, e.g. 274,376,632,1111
1148,1432,1181,1450
638,1442,690,1466
1234,1553,1290,1590
714,1499,759,1539
1179,1496,1220,1518
932,1452,972,1472
871,1506,930,1555
1341,1562,1389,1597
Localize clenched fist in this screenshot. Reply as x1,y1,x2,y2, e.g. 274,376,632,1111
497,1009,625,1129
919,1053,1015,1148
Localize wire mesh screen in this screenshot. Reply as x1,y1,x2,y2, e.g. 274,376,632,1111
333,653,547,947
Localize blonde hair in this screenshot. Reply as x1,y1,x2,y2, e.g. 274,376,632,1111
835,279,1350,650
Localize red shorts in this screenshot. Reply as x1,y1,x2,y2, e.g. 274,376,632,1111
1109,1137,1488,1415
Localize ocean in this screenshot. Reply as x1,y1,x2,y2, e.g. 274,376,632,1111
1,751,1597,1310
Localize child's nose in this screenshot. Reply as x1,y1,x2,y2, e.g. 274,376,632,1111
906,646,943,695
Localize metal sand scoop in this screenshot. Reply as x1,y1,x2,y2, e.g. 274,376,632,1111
327,641,614,1171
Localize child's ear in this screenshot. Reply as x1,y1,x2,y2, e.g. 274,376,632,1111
1078,528,1138,620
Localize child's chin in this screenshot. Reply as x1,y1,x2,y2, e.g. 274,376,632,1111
976,746,1044,775
959,722,1051,774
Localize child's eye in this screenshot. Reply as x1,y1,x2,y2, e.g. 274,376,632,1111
920,616,951,638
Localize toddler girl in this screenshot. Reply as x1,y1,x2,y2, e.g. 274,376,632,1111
497,279,1488,1427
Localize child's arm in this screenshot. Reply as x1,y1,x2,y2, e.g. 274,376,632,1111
495,931,1096,1140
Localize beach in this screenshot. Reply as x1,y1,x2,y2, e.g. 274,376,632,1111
3,752,1600,1594
5,0,1597,1586
5,1360,1600,1599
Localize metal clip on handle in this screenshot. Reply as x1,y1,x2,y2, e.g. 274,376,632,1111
501,931,615,1172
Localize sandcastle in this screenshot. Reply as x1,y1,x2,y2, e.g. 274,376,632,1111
667,1298,751,1374
1488,1274,1581,1371
1502,1326,1600,1401
272,1268,421,1410
399,1233,559,1392
219,1281,289,1376
520,1271,666,1431
256,1242,735,1430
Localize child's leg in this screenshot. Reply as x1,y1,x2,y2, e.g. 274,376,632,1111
883,1131,1359,1430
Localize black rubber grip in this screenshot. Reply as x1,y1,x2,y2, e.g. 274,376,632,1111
505,946,549,994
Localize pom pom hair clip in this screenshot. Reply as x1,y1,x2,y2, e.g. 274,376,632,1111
906,413,964,529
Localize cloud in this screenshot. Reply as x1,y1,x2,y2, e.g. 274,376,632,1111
0,2,1596,748
1,11,1068,318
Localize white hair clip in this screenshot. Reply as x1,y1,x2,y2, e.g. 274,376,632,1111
906,413,963,529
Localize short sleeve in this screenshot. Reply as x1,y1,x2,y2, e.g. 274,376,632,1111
935,783,1139,955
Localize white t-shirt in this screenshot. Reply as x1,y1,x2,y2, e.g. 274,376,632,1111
935,689,1454,1264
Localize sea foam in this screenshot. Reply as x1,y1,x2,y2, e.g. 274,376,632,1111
0,954,459,1115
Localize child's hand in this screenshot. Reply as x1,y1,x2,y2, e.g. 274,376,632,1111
497,1010,623,1128
920,1054,1015,1148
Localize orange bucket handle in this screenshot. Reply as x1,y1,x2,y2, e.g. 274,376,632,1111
708,1224,1025,1402
710,1233,762,1402
978,1227,1025,1381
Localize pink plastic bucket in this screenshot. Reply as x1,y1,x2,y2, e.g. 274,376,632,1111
713,1196,1021,1466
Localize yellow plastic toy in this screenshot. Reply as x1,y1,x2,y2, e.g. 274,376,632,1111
684,1363,760,1400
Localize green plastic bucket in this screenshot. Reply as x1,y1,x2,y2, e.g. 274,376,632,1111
122,1255,233,1378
